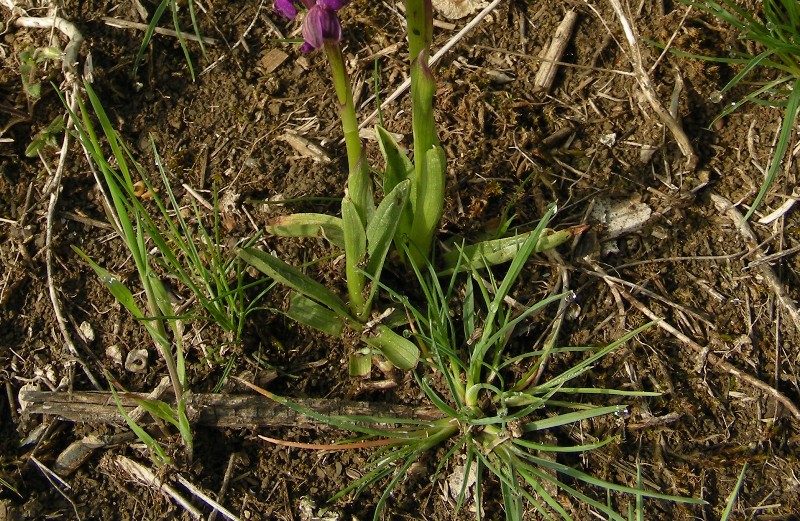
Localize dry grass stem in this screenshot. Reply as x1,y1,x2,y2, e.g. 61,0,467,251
173,473,241,521
591,263,800,419
101,16,221,45
606,0,697,171
114,455,204,519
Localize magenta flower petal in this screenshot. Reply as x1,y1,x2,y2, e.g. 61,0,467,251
317,0,348,10
274,0,297,19
301,5,342,52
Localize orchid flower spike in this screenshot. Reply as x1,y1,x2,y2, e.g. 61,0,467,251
274,0,349,52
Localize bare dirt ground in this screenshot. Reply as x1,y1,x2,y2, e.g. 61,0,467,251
2,0,800,519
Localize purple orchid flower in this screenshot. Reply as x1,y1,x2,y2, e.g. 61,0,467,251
274,0,349,52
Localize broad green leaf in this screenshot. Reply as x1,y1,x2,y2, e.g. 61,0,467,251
343,197,367,316
375,125,413,195
408,145,446,262
362,324,419,371
238,247,351,319
266,213,345,249
366,179,410,275
286,292,345,336
361,179,411,313
439,225,587,275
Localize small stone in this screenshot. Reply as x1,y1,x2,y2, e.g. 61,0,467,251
106,345,123,366
79,321,95,342
124,349,149,373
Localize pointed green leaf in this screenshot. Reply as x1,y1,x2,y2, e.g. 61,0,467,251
343,197,367,316
366,179,410,275
266,213,345,249
286,293,345,336
362,324,419,371
133,398,181,429
409,145,446,262
375,125,413,195
177,398,193,451
238,247,351,319
110,386,170,466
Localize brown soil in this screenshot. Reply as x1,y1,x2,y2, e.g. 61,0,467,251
2,0,800,520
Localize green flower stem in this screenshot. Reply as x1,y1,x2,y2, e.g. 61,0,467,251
324,43,373,224
404,0,445,262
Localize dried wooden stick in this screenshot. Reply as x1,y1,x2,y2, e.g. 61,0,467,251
19,390,446,428
711,193,800,335
590,263,800,419
534,10,578,92
173,474,241,521
606,0,697,172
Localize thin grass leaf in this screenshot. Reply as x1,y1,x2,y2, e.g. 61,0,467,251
744,78,800,221
720,464,747,521
521,405,628,432
518,451,707,504
238,247,351,318
512,435,618,453
133,398,182,429
110,385,170,466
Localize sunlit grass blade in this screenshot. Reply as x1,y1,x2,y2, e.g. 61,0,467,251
110,385,171,466
721,464,747,521
744,78,800,220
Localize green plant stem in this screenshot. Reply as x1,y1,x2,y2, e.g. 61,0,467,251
324,43,373,225
404,0,444,263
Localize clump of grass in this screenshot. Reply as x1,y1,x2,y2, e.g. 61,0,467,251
242,206,706,520
64,81,270,462
680,0,800,220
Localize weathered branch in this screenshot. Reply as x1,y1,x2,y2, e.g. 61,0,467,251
19,390,446,429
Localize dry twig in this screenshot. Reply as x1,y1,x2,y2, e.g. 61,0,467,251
590,263,800,419
533,9,578,92
606,0,697,171
711,193,800,334
114,456,203,519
